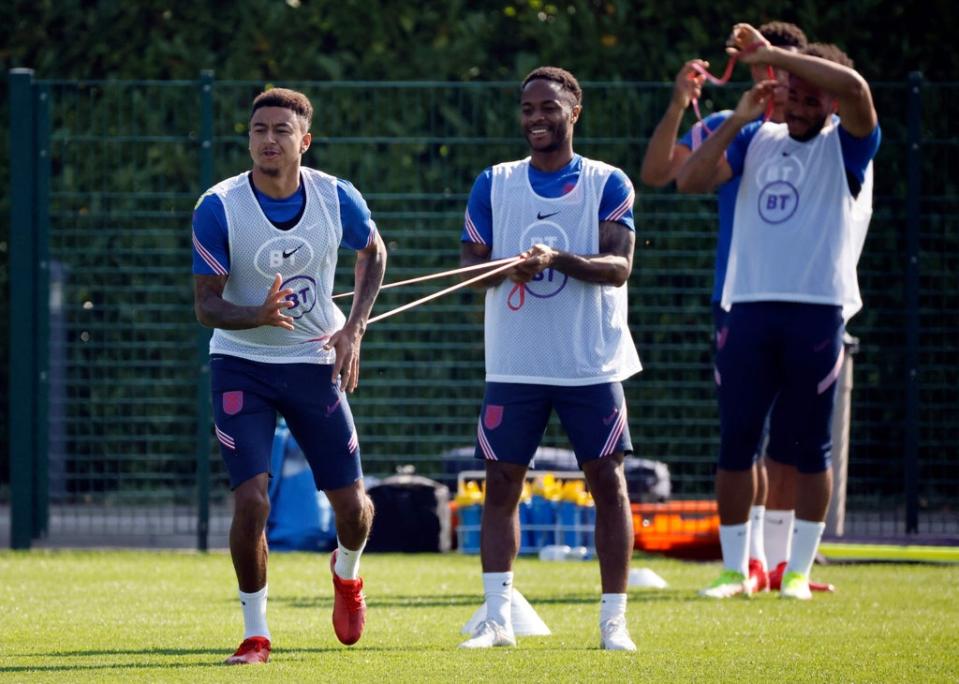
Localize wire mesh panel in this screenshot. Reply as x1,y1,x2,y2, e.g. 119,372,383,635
13,77,958,547
39,80,214,546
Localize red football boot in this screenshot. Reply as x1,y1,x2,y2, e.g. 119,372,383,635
748,558,769,592
224,636,271,665
330,549,367,645
769,561,836,593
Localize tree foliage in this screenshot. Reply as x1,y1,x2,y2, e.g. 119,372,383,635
0,1,955,496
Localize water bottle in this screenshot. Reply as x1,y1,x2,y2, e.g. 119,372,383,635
538,544,590,561
538,544,572,561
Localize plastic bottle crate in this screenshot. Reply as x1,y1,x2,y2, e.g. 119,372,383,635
453,470,595,555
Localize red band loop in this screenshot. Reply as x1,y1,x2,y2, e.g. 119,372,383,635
507,283,526,311
687,43,776,133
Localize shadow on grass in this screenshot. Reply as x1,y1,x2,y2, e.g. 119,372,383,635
275,593,479,609
275,590,684,610
3,645,430,673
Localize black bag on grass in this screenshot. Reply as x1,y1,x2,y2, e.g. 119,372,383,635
366,473,452,552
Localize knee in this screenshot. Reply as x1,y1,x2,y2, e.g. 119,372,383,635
234,486,270,527
335,492,374,526
483,464,526,510
585,457,629,509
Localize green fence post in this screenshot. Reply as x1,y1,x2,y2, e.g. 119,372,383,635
8,68,37,549
196,70,215,551
904,71,922,534
32,82,52,538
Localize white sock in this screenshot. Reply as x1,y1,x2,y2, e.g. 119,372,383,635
786,519,826,578
719,522,750,577
600,593,627,624
482,572,513,628
334,537,366,580
239,584,270,640
764,509,795,568
749,505,767,569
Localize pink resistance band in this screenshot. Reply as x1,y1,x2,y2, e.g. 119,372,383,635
331,256,523,301
306,255,526,340
688,43,776,133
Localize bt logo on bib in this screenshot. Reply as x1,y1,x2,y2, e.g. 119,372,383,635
281,275,317,319
754,150,805,225
758,180,799,224
520,220,569,298
254,237,315,277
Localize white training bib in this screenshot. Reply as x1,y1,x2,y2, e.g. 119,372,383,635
208,168,346,364
722,121,874,321
484,157,642,386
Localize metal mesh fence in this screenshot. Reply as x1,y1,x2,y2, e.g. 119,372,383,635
5,76,957,547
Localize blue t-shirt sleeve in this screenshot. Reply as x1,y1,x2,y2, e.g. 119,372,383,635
678,111,732,151
192,192,229,275
725,121,763,178
838,123,881,186
337,179,378,250
462,168,493,246
599,169,635,231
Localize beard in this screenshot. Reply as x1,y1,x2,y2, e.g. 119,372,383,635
255,163,280,177
525,124,568,153
787,113,828,142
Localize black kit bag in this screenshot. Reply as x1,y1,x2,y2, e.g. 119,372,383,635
366,473,452,552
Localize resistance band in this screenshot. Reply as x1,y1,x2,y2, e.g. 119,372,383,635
687,42,775,133
331,256,523,300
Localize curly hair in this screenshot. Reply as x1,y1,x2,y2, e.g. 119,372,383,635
802,43,855,69
759,21,808,49
521,66,583,106
251,88,313,130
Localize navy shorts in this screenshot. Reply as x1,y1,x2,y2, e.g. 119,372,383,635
474,382,632,467
713,302,773,465
210,354,362,490
715,302,844,474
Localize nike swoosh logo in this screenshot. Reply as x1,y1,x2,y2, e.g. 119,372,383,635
326,396,342,416
536,211,559,220
283,245,304,258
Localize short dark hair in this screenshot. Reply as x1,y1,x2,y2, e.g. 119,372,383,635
759,21,807,49
802,42,855,69
521,66,583,106
251,87,313,130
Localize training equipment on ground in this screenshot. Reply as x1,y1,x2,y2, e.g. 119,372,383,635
461,589,551,637
224,636,271,665
330,550,367,645
367,473,451,552
699,569,752,599
628,567,668,589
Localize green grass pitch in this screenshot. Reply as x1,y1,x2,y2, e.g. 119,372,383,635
2,550,958,682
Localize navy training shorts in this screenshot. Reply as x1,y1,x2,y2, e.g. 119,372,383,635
474,381,632,467
210,354,362,490
715,302,844,474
